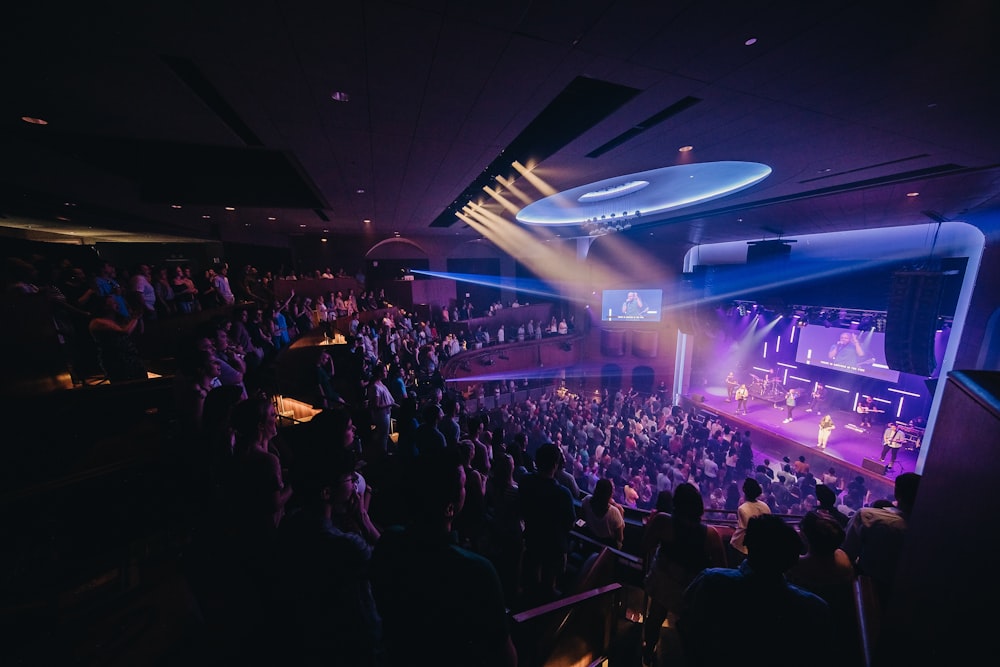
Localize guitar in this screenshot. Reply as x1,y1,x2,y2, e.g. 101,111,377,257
857,406,885,414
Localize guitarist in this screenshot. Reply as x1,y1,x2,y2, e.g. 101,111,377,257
858,395,879,428
880,423,905,470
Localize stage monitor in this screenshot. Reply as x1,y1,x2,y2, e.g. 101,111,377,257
601,289,663,322
795,326,901,383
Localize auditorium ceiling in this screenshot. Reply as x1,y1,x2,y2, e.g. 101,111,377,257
2,0,999,250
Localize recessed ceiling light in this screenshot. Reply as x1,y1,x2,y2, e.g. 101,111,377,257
906,192,920,197
394,232,400,237
330,91,350,102
356,188,366,194
323,229,329,233
171,204,182,209
363,219,371,224
299,224,307,228
21,116,48,125
744,37,757,46
678,145,693,152
321,238,328,242
267,216,277,221
225,206,235,211
63,202,76,207
202,215,211,219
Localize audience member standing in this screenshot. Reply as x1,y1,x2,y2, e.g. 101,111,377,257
519,443,576,604
371,450,517,667
677,514,833,667
366,364,397,458
841,472,921,613
730,477,771,557
273,446,381,666
213,264,236,305
639,483,726,667
580,478,625,549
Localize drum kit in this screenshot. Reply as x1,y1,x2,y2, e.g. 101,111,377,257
749,373,784,400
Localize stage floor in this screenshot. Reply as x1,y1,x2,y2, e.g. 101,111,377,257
686,385,921,501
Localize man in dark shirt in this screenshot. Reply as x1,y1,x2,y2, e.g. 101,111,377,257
371,450,516,667
677,514,834,667
519,443,577,604
438,395,461,450
414,400,447,457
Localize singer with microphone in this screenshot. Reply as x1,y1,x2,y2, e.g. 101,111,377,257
828,331,868,365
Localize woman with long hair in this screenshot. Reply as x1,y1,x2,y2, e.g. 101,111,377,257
485,452,523,605
226,395,294,538
640,483,726,667
580,478,625,549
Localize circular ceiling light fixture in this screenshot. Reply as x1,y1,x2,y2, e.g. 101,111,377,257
516,161,772,227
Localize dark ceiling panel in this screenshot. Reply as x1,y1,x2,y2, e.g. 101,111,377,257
429,75,641,227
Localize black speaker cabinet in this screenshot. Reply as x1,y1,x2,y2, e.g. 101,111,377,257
862,457,887,474
885,271,944,377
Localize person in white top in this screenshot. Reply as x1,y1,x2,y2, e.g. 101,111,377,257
130,264,157,318
212,265,236,305
581,478,626,549
730,477,771,555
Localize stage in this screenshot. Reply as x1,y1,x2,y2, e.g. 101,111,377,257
683,385,921,501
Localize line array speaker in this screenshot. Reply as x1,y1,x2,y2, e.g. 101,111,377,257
885,271,943,377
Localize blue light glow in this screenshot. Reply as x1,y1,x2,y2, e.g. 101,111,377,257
516,161,771,226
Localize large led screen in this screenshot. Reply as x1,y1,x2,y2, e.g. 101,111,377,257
601,289,663,322
795,326,901,383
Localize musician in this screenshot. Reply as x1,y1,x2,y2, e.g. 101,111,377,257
828,331,873,366
782,388,798,423
734,383,749,415
880,423,905,470
858,396,877,428
805,383,826,413
817,414,835,449
725,371,738,402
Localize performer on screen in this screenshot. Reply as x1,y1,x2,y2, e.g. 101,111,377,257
880,423,905,470
817,414,835,449
828,331,875,366
725,371,738,402
621,291,647,318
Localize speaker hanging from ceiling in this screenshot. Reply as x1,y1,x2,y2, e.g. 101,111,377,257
884,271,944,377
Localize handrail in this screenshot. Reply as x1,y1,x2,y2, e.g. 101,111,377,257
853,575,879,667
569,529,644,568
511,583,622,624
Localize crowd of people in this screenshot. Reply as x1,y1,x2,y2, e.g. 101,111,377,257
6,250,920,666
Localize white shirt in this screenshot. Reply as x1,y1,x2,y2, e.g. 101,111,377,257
213,273,235,304
581,497,625,547
131,273,156,311
730,499,771,554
